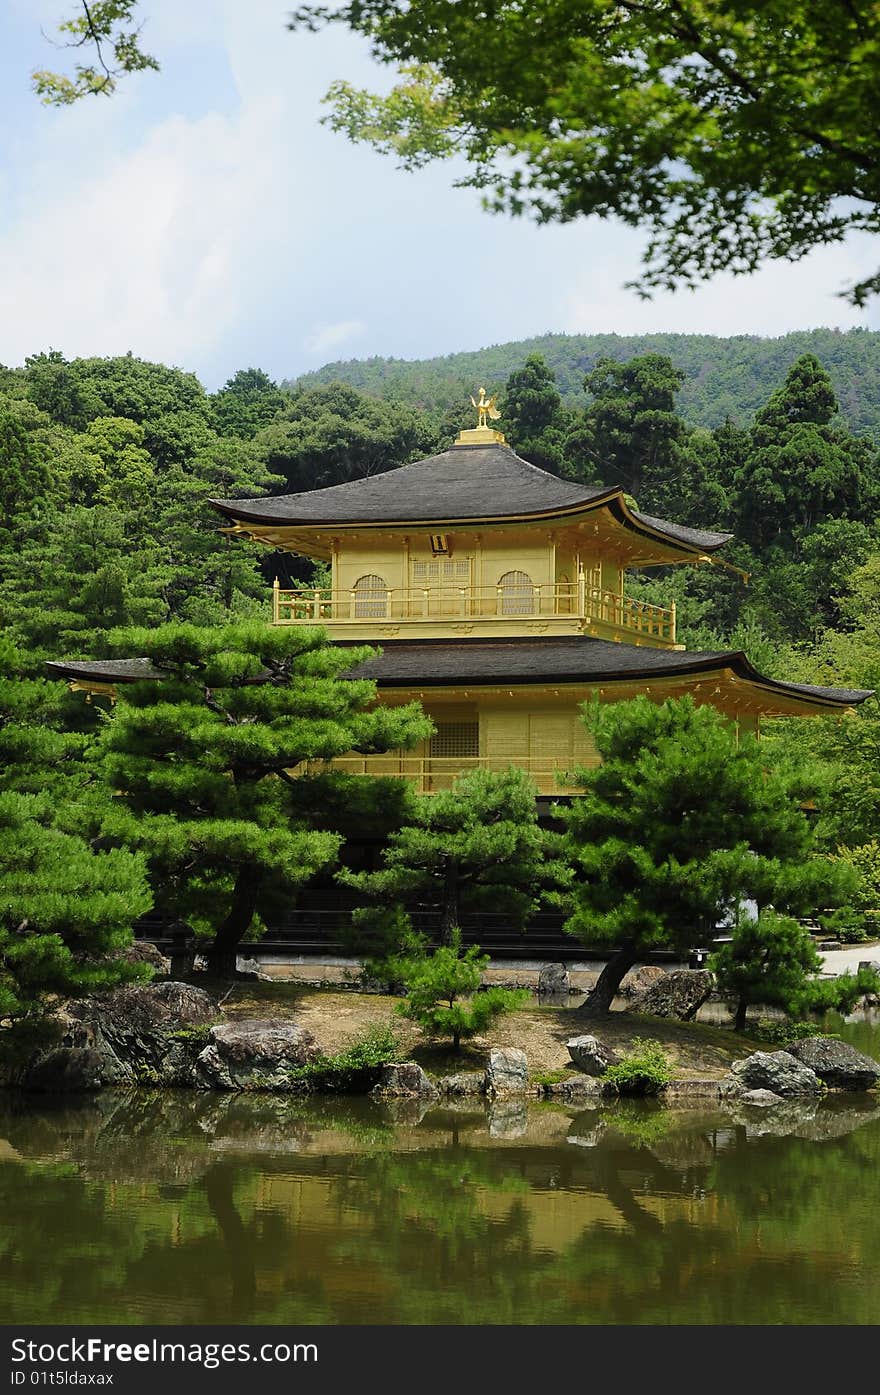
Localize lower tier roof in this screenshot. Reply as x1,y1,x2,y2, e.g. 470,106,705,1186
46,636,872,716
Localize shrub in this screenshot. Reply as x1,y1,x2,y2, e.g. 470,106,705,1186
603,1037,673,1095
397,930,530,1051
818,907,869,944
799,967,880,1016
750,1019,824,1047
286,1026,400,1093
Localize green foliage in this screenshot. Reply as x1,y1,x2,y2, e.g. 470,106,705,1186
749,1019,824,1047
298,1,880,304
209,369,288,440
501,354,573,475
285,1025,400,1092
252,384,439,494
396,931,529,1050
84,622,431,974
733,356,878,555
569,354,728,526
603,1039,672,1096
0,636,152,1017
801,968,880,1016
711,911,825,1029
565,696,852,1014
833,842,880,916
32,1,159,104
341,765,571,947
0,791,153,1018
566,696,838,944
817,907,869,943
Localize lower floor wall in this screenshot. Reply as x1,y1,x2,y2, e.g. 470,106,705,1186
313,689,760,796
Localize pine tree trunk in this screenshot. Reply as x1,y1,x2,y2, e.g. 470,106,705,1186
578,943,640,1018
734,997,748,1032
441,859,460,946
205,867,261,978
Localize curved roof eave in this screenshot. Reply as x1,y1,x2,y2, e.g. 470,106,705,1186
44,643,874,711
209,489,732,556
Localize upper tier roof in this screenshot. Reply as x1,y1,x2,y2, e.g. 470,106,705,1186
210,441,731,553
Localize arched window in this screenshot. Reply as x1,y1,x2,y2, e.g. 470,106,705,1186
353,574,388,618
498,569,534,616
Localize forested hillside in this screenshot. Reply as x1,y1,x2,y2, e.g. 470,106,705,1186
292,328,880,436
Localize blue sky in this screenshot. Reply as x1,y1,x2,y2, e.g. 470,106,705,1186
1,0,878,391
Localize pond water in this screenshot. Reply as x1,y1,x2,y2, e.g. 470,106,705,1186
2,1014,879,1326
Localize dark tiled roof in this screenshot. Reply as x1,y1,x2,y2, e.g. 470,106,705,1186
630,510,732,551
46,657,165,682
344,638,872,705
46,638,873,709
343,637,726,683
210,442,731,552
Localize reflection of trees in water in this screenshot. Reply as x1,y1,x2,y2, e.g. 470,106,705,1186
1,1093,880,1323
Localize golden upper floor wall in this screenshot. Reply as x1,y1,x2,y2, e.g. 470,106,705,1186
272,524,679,647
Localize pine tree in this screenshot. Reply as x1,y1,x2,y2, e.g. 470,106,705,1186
85,622,433,975
340,766,571,947
733,354,880,550
397,930,529,1052
711,910,823,1031
502,354,571,475
0,638,152,1018
565,695,852,1017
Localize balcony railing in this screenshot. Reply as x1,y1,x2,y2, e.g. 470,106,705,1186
300,754,597,796
272,580,676,643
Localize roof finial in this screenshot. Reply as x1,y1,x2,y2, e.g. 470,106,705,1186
470,386,501,430
456,387,507,446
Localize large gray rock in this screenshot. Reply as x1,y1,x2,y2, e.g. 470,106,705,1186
537,963,570,996
619,965,667,999
784,1036,880,1091
371,1062,439,1100
729,1050,824,1097
193,1019,320,1091
439,1072,486,1098
543,1074,607,1103
566,1035,620,1076
19,982,218,1090
485,1047,528,1095
627,969,714,1020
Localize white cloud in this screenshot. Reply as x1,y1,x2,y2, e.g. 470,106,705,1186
554,224,876,339
303,319,367,356
0,98,285,367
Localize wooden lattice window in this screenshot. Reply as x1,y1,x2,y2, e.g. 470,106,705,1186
412,558,471,583
498,569,534,615
429,722,479,759
353,574,388,617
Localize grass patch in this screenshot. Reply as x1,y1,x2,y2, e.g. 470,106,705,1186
532,1068,575,1087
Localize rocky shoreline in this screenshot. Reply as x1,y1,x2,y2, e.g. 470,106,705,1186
5,979,879,1117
